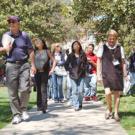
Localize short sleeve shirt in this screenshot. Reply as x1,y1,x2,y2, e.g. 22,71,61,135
4,31,33,62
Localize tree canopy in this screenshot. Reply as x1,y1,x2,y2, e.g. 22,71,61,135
73,0,135,54
0,0,78,43
0,0,134,54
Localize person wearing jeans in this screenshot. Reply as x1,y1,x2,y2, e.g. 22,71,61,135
84,44,97,101
65,41,87,111
52,43,65,103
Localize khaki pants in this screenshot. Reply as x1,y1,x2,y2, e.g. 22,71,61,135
6,62,30,116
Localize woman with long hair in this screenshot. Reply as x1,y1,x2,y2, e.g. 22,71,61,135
52,43,66,103
65,41,87,111
33,38,56,113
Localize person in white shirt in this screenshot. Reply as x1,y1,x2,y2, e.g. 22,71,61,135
97,29,127,121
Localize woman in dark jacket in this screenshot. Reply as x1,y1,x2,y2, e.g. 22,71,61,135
65,41,87,111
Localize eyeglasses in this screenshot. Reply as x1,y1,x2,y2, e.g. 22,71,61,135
8,20,17,24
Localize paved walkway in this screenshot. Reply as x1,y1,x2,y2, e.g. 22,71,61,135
0,100,128,135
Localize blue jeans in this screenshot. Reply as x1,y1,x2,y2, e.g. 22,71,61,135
66,74,72,100
62,75,72,100
70,78,84,109
47,76,53,99
62,76,67,100
84,74,97,96
52,73,64,101
129,72,135,86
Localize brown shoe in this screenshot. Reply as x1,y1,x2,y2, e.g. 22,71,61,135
114,114,120,122
105,112,113,120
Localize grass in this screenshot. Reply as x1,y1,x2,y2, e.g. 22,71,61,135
0,87,36,129
0,85,135,134
97,84,135,135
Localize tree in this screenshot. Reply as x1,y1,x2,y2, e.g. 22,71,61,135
73,0,135,54
0,0,77,43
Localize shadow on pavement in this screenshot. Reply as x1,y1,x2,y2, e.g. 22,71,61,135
120,111,135,118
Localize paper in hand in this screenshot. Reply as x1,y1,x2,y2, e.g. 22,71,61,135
2,34,14,47
2,34,14,55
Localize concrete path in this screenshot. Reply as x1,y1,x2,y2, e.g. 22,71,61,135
0,100,128,135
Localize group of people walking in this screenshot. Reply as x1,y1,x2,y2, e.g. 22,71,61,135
0,16,132,125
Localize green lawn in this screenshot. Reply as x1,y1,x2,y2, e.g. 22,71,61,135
0,86,135,134
97,84,135,135
0,87,36,129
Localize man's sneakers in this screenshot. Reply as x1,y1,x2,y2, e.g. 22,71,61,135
91,96,98,102
84,96,98,102
12,115,22,124
84,96,91,101
12,111,30,124
22,111,30,121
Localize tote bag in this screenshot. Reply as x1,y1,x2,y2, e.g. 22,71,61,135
54,66,67,76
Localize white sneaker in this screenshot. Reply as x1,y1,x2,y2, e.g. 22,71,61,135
22,111,30,121
12,115,22,124
67,101,72,106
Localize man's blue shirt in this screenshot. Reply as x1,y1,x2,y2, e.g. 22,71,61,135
4,31,33,62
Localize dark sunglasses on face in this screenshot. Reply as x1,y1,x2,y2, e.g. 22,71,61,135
8,20,17,24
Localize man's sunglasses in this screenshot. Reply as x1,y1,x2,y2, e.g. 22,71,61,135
8,20,18,24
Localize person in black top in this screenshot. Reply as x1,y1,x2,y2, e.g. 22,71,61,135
65,41,87,111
